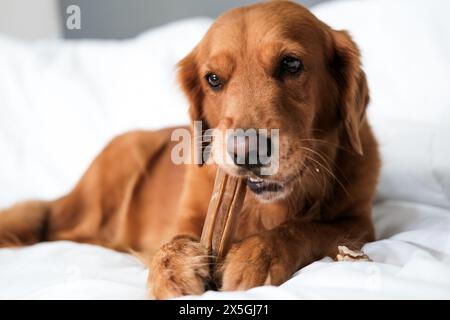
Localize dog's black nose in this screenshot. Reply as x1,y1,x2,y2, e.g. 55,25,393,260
226,130,272,170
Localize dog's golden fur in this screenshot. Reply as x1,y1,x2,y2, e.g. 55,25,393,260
0,1,380,299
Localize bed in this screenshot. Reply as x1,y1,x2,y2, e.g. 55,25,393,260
1,0,450,299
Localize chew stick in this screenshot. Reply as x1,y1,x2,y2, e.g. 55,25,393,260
200,169,247,268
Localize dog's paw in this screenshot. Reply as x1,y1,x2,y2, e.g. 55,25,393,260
336,245,371,262
220,235,289,291
148,236,210,299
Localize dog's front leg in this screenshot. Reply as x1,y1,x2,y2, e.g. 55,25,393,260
149,234,210,299
148,162,217,299
149,215,209,300
220,216,374,291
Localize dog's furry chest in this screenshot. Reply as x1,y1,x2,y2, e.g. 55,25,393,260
233,199,294,241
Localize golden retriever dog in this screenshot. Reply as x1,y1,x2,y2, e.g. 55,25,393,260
0,1,380,299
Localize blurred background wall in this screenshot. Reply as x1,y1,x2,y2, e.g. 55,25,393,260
0,0,61,39
0,0,328,40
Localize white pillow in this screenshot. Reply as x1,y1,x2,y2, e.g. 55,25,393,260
313,0,450,208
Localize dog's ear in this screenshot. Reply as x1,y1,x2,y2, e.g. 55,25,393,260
177,49,210,165
330,30,369,156
177,49,206,125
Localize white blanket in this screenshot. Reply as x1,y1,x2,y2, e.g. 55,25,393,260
1,0,450,299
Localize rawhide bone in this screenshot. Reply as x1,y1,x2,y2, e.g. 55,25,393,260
200,169,247,271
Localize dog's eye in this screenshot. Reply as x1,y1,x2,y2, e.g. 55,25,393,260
206,73,223,90
280,56,303,75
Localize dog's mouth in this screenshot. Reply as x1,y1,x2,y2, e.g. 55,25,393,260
242,164,307,202
246,177,284,195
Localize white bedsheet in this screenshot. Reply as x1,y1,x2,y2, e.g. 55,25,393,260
1,0,450,299
1,200,449,299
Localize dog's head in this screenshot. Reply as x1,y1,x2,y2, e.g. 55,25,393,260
178,1,369,202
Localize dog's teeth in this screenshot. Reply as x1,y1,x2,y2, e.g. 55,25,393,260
249,177,263,183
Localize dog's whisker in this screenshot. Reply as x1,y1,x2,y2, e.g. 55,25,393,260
191,254,216,259
300,146,349,187
194,134,215,138
299,138,353,153
300,144,351,185
303,159,327,196
186,262,215,266
300,146,332,168
302,152,350,197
